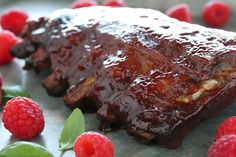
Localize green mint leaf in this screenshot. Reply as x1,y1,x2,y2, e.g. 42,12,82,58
58,108,85,151
0,141,54,157
2,85,31,105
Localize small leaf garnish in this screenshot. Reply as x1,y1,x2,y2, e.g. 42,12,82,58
2,85,31,105
58,108,85,151
0,141,54,157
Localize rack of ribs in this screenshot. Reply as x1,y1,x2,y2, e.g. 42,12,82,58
11,6,236,148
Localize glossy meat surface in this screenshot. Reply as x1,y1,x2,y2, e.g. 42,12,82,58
11,6,236,148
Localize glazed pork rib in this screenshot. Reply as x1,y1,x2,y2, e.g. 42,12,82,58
12,6,236,148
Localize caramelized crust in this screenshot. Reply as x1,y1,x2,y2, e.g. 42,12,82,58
11,7,236,148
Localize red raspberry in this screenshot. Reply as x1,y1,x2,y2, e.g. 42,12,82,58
202,1,230,27
0,30,18,65
74,131,114,157
103,0,127,7
166,3,192,23
208,135,236,157
70,0,97,9
2,97,45,140
215,116,236,140
0,9,28,36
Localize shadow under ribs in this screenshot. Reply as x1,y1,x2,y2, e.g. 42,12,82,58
11,6,236,148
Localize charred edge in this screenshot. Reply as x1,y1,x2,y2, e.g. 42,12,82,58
11,41,38,59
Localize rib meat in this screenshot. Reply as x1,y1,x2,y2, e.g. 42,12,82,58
11,6,236,148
